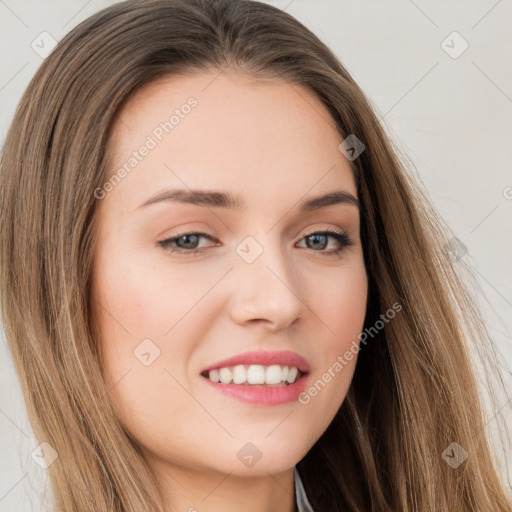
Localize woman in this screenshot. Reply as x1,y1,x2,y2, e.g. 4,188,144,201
0,1,510,511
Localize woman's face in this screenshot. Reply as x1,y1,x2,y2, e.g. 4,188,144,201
91,69,368,479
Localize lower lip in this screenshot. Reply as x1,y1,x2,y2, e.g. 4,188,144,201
202,374,310,405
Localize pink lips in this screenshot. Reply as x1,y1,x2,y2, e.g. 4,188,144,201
201,350,311,374
203,376,310,405
200,350,311,406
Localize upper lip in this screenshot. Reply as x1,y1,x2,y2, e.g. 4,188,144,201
201,350,311,374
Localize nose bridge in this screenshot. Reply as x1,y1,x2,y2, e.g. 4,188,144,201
229,232,305,328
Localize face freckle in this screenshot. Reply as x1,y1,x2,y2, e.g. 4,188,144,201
90,69,368,482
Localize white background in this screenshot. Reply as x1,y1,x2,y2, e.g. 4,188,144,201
1,1,511,510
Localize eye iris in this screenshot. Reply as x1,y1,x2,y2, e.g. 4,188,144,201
178,234,200,249
307,233,327,250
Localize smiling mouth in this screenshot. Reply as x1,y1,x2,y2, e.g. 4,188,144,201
201,364,306,386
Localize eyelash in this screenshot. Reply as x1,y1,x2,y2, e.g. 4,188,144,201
157,228,354,258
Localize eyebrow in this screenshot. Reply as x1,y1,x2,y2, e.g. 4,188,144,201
137,188,360,212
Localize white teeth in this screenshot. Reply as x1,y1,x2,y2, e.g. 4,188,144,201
247,364,265,384
205,364,302,385
219,367,232,384
265,364,284,384
232,365,246,384
209,368,220,382
286,366,298,384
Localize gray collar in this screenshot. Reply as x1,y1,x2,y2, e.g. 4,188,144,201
294,466,315,512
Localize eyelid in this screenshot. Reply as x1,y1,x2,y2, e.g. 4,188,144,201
162,224,349,241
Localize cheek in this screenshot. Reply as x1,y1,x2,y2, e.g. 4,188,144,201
92,247,209,344
90,245,224,415
90,252,203,440
317,261,368,348
299,260,367,414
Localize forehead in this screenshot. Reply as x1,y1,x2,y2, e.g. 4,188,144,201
103,69,357,213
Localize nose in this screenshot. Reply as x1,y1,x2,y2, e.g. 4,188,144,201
228,240,306,331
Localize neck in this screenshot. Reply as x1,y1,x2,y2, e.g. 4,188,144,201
146,457,297,512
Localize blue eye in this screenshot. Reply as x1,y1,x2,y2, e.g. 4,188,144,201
158,228,353,257
298,228,354,254
158,232,218,256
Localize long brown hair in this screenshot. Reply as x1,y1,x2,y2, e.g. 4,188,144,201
0,1,510,510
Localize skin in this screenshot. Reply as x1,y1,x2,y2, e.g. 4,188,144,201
90,68,368,512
